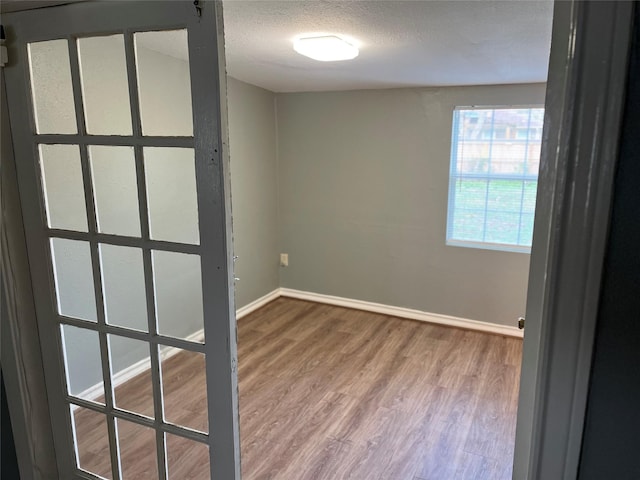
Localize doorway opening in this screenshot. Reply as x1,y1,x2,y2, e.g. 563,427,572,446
222,1,552,479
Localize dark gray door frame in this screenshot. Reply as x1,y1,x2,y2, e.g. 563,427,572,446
1,69,58,480
514,1,634,479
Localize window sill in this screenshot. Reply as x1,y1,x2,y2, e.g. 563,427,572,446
446,239,531,254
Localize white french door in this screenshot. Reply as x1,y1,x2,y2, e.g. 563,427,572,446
3,1,240,478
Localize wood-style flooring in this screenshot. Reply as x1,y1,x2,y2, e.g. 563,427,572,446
73,297,522,480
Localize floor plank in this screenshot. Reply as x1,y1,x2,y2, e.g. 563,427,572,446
73,297,522,479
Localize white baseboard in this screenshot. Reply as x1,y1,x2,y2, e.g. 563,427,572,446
75,290,280,404
236,288,281,319
75,287,520,403
75,329,205,404
279,288,523,338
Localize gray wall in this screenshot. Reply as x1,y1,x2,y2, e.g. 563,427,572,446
227,77,280,308
276,83,546,326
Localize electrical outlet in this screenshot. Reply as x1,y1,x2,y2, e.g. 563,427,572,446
280,253,289,267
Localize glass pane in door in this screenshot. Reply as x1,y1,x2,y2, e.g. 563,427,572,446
90,146,141,237
50,238,97,322
28,39,77,134
160,347,208,433
152,250,204,341
165,434,210,480
62,325,105,403
116,419,158,479
134,30,193,137
144,147,199,245
71,406,112,479
99,244,148,332
39,144,88,232
78,34,133,135
108,335,154,418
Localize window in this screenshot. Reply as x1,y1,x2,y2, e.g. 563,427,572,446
446,107,544,252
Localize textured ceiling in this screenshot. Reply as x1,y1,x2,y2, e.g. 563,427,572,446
222,0,554,92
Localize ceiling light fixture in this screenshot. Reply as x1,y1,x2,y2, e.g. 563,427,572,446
293,35,359,62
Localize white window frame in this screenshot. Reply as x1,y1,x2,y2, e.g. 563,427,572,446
446,104,545,254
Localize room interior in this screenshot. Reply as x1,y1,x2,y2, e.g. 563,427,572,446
11,1,554,478
219,2,551,478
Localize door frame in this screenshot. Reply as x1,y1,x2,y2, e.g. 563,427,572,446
513,1,634,478
1,66,58,480
2,1,239,478
0,0,633,479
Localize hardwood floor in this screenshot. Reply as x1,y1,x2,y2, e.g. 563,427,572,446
73,297,522,479
238,298,521,480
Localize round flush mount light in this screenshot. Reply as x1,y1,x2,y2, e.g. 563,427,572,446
293,35,359,62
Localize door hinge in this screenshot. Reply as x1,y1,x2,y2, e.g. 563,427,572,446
518,317,525,330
